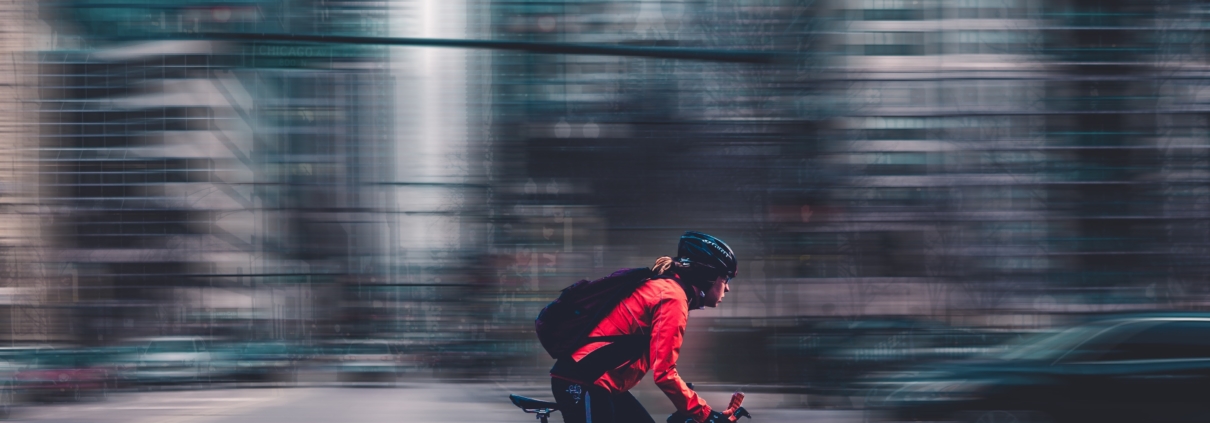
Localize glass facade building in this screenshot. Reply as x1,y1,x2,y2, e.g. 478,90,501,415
6,0,1210,385
34,0,396,342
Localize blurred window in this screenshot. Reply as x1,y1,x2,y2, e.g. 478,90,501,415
36,352,83,368
145,340,197,354
1058,321,1158,362
244,343,290,355
344,344,392,355
996,326,1102,361
861,0,924,20
858,152,928,176
863,32,925,56
956,31,1028,55
957,0,1029,19
1093,321,1210,361
997,321,1153,362
860,117,931,140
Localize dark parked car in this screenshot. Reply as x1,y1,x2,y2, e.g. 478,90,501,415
127,336,225,385
220,341,302,382
312,340,401,384
760,317,1019,404
865,314,1210,423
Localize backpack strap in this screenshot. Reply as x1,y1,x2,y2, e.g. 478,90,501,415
583,335,642,342
550,333,651,383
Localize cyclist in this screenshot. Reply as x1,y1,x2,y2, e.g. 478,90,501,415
550,231,739,423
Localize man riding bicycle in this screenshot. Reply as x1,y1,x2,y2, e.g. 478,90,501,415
549,231,740,423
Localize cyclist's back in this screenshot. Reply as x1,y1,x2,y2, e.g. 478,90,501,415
551,276,701,423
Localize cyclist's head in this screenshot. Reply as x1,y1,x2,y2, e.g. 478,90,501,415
673,231,737,289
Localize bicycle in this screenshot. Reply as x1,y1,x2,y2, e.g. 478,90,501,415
509,390,752,423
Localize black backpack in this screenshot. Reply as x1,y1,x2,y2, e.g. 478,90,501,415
535,267,656,360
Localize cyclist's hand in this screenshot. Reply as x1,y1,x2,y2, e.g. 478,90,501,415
731,407,751,420
721,392,746,421
666,411,725,423
667,408,751,423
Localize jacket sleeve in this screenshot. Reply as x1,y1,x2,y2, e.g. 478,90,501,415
650,285,713,422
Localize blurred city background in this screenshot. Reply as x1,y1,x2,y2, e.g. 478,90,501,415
0,0,1205,421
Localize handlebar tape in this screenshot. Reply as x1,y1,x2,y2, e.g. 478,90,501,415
727,392,744,411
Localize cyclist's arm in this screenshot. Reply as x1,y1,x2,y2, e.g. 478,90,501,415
650,285,712,422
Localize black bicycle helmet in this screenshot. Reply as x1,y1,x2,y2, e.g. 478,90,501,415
676,231,737,279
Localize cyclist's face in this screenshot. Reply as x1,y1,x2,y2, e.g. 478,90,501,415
704,276,730,307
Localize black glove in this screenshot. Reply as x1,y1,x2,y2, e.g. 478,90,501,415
666,412,695,423
733,407,751,419
667,411,730,423
704,411,730,423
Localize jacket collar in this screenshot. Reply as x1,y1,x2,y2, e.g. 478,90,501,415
667,273,706,310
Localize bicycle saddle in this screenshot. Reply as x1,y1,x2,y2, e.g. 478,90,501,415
510,394,560,411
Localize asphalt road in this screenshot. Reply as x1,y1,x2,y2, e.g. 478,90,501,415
8,383,865,423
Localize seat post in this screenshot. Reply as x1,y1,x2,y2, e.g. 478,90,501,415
509,395,559,422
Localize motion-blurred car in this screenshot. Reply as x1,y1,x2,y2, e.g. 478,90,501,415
864,314,1210,423
0,345,67,414
765,317,1020,405
427,340,502,378
0,348,35,417
13,349,113,402
317,340,401,383
0,345,56,371
128,337,225,385
220,341,301,382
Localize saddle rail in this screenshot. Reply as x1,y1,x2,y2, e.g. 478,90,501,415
509,394,559,423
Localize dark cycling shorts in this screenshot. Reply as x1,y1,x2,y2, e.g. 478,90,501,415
551,377,656,423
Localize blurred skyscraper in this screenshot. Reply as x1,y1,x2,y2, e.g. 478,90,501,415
800,0,1210,323
482,0,1210,344
800,0,1054,321
7,0,1210,381
34,0,395,342
0,0,56,342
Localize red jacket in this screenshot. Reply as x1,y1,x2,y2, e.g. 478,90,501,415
565,276,713,422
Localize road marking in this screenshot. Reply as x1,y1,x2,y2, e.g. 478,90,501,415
98,406,218,410
128,389,304,423
133,397,270,405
